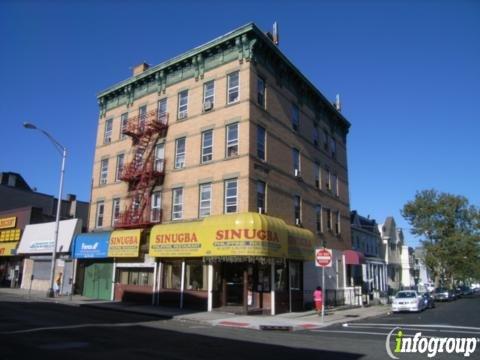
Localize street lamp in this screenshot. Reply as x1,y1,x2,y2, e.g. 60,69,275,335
23,122,67,298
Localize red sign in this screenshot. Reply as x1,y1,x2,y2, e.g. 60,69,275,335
315,248,332,267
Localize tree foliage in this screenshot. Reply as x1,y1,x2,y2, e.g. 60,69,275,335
402,189,480,285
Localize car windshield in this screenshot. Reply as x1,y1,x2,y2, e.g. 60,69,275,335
396,292,416,298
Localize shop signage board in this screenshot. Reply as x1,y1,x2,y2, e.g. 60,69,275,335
0,229,21,242
73,232,110,259
108,229,141,257
0,241,18,256
0,217,16,230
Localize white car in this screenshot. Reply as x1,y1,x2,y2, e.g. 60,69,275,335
391,290,426,313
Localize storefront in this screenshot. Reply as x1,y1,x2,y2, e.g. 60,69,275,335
0,214,25,288
17,218,81,294
72,232,112,300
149,212,314,314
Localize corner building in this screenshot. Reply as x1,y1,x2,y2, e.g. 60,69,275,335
90,23,351,314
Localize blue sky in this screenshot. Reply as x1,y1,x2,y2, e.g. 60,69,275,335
1,0,479,247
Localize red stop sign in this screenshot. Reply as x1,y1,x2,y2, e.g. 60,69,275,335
315,248,332,267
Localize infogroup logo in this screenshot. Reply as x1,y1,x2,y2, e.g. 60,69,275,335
386,327,479,359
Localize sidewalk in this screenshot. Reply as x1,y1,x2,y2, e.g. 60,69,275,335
0,287,389,331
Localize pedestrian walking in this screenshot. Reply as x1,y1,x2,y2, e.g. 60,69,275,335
54,272,62,297
313,286,323,315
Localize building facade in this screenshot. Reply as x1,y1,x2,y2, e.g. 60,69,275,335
89,23,351,313
378,217,404,293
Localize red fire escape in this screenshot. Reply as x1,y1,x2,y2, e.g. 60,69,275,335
115,110,168,229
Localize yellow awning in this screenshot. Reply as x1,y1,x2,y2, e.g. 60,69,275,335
108,229,142,257
0,241,18,256
286,225,315,261
149,212,313,260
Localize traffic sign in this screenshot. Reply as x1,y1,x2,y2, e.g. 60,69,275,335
315,248,332,267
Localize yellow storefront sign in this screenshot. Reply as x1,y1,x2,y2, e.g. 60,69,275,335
149,213,311,259
0,217,16,230
0,229,21,242
0,241,18,256
108,229,142,257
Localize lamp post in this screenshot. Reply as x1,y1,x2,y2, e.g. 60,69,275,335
23,122,67,298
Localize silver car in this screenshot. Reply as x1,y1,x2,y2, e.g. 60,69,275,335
392,290,427,313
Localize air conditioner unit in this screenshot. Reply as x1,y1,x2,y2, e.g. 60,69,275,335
258,207,264,214
178,111,187,120
294,169,301,178
203,100,213,111
295,218,302,226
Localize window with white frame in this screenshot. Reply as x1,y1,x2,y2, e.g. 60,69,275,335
256,125,266,161
115,154,124,182
99,158,109,185
315,163,321,189
201,130,213,163
203,81,215,109
333,173,339,196
174,137,186,169
199,183,212,218
158,98,167,123
178,90,188,119
104,118,113,144
224,179,238,213
154,143,165,172
315,205,322,233
96,201,105,228
227,71,239,104
172,188,183,220
256,181,266,213
326,208,332,231
292,148,300,175
294,195,301,223
138,105,147,130
226,123,239,157
335,211,341,234
120,113,128,140
151,192,162,222
257,76,265,108
112,198,120,226
291,104,299,131
325,168,331,190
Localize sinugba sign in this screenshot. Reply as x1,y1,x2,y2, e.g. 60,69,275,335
386,328,479,358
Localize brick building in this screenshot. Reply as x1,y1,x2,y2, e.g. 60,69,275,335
87,23,351,313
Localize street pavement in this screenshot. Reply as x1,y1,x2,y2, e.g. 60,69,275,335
0,290,479,360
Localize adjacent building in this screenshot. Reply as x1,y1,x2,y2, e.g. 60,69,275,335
89,23,351,313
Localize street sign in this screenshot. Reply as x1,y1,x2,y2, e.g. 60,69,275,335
315,248,332,267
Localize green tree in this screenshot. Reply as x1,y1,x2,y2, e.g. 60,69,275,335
402,189,480,286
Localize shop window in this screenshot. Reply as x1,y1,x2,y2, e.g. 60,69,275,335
290,261,302,290
117,268,153,286
185,260,207,290
162,261,182,289
275,265,287,291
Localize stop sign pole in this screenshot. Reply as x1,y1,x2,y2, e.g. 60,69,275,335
315,248,332,323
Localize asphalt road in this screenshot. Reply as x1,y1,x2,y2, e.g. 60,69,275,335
1,292,479,360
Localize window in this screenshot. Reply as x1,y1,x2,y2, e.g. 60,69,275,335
154,143,165,172
185,260,207,290
335,211,341,234
256,125,266,160
199,183,212,218
172,188,183,220
138,105,147,131
226,123,239,157
256,181,266,212
201,130,213,163
178,90,188,119
227,71,240,104
291,104,299,131
333,174,339,196
313,126,319,146
323,129,329,151
162,261,182,289
151,192,162,222
290,261,302,290
294,195,301,223
118,268,153,286
174,137,186,169
292,148,300,175
325,168,331,190
99,158,108,185
158,98,167,123
257,76,265,108
203,81,215,110
224,179,238,213
315,205,322,233
326,208,332,231
315,163,321,189
104,118,113,144
95,201,104,228
120,113,129,140
115,154,124,182
112,198,120,226
330,136,337,159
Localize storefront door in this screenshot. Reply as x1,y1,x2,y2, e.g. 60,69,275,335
83,262,113,300
224,263,245,306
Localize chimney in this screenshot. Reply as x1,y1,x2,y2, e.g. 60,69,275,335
133,62,150,76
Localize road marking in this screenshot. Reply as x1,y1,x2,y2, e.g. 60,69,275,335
311,329,471,340
343,323,480,331
1,321,154,335
342,325,480,335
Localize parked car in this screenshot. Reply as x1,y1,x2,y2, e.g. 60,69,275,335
422,292,436,309
434,288,454,301
392,290,427,313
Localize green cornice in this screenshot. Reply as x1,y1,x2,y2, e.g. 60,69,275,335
97,22,350,133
